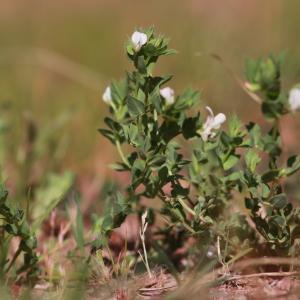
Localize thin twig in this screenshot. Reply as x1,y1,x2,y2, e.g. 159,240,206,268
195,51,263,105
139,285,178,293
189,257,300,290
5,242,22,274
222,271,300,283
139,211,152,279
177,197,195,216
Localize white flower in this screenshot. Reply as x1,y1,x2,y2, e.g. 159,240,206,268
200,106,226,141
131,31,148,51
206,246,216,259
160,87,175,105
102,86,112,105
257,203,267,219
288,87,300,112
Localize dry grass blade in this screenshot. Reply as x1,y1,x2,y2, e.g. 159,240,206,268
196,257,300,287
138,270,178,298
223,271,300,283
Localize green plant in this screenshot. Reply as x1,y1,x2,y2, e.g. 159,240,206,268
0,111,74,286
0,183,39,284
99,28,300,268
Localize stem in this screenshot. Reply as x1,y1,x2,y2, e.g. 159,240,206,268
139,216,152,279
186,196,195,206
269,120,280,169
278,118,287,162
141,237,152,279
5,242,22,274
177,197,208,224
181,221,196,235
116,140,130,167
177,197,195,216
195,52,263,105
174,178,195,206
158,192,197,234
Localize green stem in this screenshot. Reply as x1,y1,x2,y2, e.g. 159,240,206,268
177,197,195,216
182,221,197,235
5,243,22,274
116,140,130,167
178,197,207,224
157,192,197,234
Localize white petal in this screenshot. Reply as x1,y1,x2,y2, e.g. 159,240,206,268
139,33,148,45
211,113,226,129
102,86,112,104
200,129,210,142
160,87,175,105
200,109,226,141
289,88,300,112
131,31,141,44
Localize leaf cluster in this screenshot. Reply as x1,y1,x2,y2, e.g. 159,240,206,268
0,184,39,284
245,53,289,119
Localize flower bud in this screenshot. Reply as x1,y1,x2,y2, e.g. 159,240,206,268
131,31,148,51
160,87,175,105
102,86,112,105
289,87,300,112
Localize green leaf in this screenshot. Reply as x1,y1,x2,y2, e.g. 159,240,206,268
127,96,145,117
127,124,140,147
285,155,300,176
223,155,240,171
228,115,244,138
109,162,130,172
245,54,282,101
261,169,280,183
171,184,189,197
111,79,127,105
261,100,284,120
270,194,288,209
148,154,166,168
182,115,200,139
32,172,74,230
149,75,173,92
136,56,147,74
246,122,262,148
101,215,114,234
260,57,278,84
269,215,285,228
71,197,85,250
224,171,242,182
245,197,258,210
245,150,261,172
174,89,200,111
98,128,116,144
160,121,181,143
261,184,270,199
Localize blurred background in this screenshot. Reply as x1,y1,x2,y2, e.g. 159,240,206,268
0,0,300,204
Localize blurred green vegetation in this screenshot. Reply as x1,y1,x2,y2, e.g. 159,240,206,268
1,2,300,297
0,0,300,176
